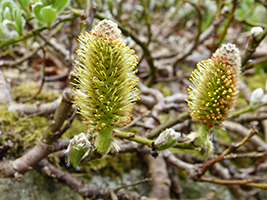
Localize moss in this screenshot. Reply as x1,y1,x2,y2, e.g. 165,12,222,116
80,152,144,181
235,93,248,107
11,81,60,103
0,105,48,157
62,117,87,139
242,70,266,92
154,82,172,97
215,128,232,144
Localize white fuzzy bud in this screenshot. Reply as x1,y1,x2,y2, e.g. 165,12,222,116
154,128,181,151
251,27,264,41
250,88,264,108
65,133,91,168
262,94,267,104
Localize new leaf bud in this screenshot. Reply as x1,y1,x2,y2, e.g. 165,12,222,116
154,128,181,151
65,133,91,168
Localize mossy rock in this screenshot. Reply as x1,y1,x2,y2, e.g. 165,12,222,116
0,106,48,157
0,169,82,200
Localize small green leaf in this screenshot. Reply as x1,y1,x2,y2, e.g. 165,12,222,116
1,0,15,12
40,0,49,6
68,146,85,168
17,0,31,13
40,6,57,28
33,3,45,22
3,7,12,21
13,7,25,35
3,19,17,32
52,0,69,12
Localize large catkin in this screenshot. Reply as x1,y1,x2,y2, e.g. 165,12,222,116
73,19,139,155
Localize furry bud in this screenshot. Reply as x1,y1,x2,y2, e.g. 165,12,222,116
154,128,181,151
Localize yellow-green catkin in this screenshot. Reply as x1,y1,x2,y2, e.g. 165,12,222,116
185,44,241,158
73,19,139,155
186,43,241,128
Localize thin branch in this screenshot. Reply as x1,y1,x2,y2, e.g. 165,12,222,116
217,0,238,44
200,176,253,185
0,13,79,49
19,48,46,103
173,0,203,67
198,127,257,177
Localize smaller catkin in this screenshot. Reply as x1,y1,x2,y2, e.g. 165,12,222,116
186,43,241,128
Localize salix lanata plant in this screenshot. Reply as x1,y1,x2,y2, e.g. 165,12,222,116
186,43,241,158
66,19,139,166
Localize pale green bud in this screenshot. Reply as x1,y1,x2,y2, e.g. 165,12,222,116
186,126,213,159
154,128,181,151
65,133,91,168
262,95,267,104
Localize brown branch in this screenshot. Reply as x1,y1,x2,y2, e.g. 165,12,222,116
224,121,267,151
143,153,171,199
162,150,199,178
200,176,253,185
210,163,247,199
8,97,62,116
198,127,256,177
217,0,238,44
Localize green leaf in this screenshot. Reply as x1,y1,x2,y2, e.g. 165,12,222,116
40,0,49,6
17,0,31,13
52,0,69,12
68,146,85,168
1,0,15,12
3,19,18,32
106,0,114,12
3,6,12,20
40,6,57,28
13,7,25,35
33,2,45,22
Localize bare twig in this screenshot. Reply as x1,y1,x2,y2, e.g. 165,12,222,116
20,48,46,103
217,0,238,44
224,121,267,151
198,127,257,177
173,0,203,67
